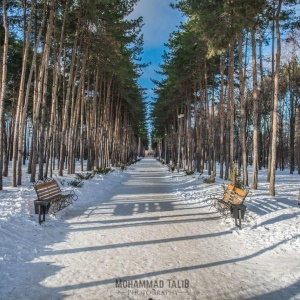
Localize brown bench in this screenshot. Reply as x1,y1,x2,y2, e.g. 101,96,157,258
210,184,248,219
33,179,77,224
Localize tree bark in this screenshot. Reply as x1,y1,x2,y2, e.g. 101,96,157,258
58,33,78,176
22,0,47,183
268,0,276,182
0,0,9,190
238,31,248,186
219,54,225,178
251,27,259,190
31,1,55,182
269,0,282,196
12,0,35,186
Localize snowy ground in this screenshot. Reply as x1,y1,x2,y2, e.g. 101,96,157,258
0,159,299,299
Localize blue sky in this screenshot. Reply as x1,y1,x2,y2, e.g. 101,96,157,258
128,0,184,103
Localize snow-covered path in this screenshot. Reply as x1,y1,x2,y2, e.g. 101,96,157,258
2,159,300,300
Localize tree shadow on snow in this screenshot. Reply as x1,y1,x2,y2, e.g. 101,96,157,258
42,234,300,299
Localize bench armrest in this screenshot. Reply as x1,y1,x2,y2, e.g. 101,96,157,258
61,189,78,201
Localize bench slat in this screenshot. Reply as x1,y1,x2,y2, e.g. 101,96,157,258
36,187,61,195
234,187,247,197
35,181,60,190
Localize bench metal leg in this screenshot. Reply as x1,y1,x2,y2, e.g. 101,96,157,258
234,209,242,229
38,204,46,224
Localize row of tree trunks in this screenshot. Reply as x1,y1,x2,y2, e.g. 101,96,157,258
161,21,287,195
0,1,147,191
155,0,300,200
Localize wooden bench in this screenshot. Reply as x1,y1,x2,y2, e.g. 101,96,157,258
33,179,78,224
210,184,248,219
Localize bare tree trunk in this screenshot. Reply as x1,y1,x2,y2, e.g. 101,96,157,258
115,95,123,164
19,1,47,184
80,76,85,171
270,0,282,196
193,84,200,172
228,42,235,174
258,25,264,170
58,33,78,176
199,81,205,174
103,75,113,166
45,0,69,177
68,80,82,174
12,0,35,186
238,32,248,186
31,1,54,182
68,48,86,174
38,51,51,180
186,90,192,171
0,0,9,190
211,80,216,177
0,49,2,99
3,118,9,177
219,54,225,178
268,0,276,182
295,106,300,174
204,61,212,176
251,27,259,190
93,68,101,168
289,61,295,174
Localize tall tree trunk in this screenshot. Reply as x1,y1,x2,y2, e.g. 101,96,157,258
186,90,192,171
204,61,212,176
38,55,51,180
228,42,235,174
3,118,9,177
258,25,264,170
211,79,216,177
80,75,85,171
238,31,248,186
219,54,225,178
269,0,282,196
58,33,78,176
295,106,300,174
289,61,295,174
199,81,205,174
251,27,259,190
19,0,47,184
268,0,276,182
45,0,69,177
103,75,113,166
193,84,200,172
12,0,35,186
31,1,54,182
68,49,85,174
0,0,9,190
